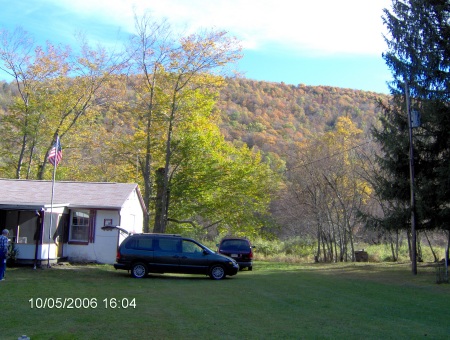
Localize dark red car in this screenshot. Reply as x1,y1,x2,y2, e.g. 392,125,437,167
217,237,254,271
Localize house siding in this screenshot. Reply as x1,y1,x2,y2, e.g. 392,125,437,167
64,210,120,264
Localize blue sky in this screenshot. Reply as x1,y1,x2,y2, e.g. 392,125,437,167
0,0,392,93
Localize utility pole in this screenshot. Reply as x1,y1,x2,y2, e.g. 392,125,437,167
405,82,417,275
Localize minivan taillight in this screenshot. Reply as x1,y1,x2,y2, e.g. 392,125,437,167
116,250,121,261
249,249,253,259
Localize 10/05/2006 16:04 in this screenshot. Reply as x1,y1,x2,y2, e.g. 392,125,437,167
28,297,136,309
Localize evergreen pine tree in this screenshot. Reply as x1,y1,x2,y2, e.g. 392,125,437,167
373,0,450,234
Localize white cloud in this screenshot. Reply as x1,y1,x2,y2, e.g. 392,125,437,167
44,0,392,56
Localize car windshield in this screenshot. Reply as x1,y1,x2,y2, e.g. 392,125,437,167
188,240,214,254
202,245,215,254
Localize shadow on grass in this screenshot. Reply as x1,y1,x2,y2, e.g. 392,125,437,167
44,263,241,281
6,261,448,292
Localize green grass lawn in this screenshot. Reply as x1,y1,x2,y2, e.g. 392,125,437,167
1,261,449,339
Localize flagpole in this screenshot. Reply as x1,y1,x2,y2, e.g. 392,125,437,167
47,136,59,268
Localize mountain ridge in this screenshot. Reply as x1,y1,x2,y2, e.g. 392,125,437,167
216,77,388,159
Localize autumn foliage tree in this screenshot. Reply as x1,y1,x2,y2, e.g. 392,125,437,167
0,28,126,180
126,13,247,233
279,117,371,262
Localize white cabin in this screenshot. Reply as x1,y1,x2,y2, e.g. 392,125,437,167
0,179,146,265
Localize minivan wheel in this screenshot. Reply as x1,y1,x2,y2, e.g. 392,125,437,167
131,262,148,278
209,264,226,280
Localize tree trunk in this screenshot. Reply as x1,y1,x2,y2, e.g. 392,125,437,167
348,221,355,262
153,167,165,233
445,230,449,280
423,230,438,262
389,230,398,262
315,223,321,262
417,234,423,262
395,229,400,261
321,233,327,262
407,229,412,261
158,95,177,234
331,223,338,263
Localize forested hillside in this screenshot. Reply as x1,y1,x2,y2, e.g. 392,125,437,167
0,75,391,260
0,77,389,165
216,78,388,161
215,78,393,262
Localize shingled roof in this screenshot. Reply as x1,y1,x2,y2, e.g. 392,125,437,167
0,179,145,211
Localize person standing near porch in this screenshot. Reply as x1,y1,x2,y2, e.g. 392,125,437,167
0,229,9,281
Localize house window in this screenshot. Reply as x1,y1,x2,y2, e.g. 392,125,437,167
70,210,90,242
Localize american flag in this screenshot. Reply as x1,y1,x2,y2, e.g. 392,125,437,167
48,136,62,166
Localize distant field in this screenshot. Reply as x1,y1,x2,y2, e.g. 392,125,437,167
1,261,449,339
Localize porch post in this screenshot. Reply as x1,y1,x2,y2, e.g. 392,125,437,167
33,209,44,269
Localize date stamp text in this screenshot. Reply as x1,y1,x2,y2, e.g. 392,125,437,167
28,297,136,309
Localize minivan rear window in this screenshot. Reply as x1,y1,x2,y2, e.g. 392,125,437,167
220,240,250,251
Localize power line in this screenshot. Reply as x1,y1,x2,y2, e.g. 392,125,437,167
285,141,371,172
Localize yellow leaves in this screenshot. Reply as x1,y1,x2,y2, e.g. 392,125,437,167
357,180,373,204
294,115,372,207
334,116,363,139
0,27,129,180
325,116,363,148
28,43,70,81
